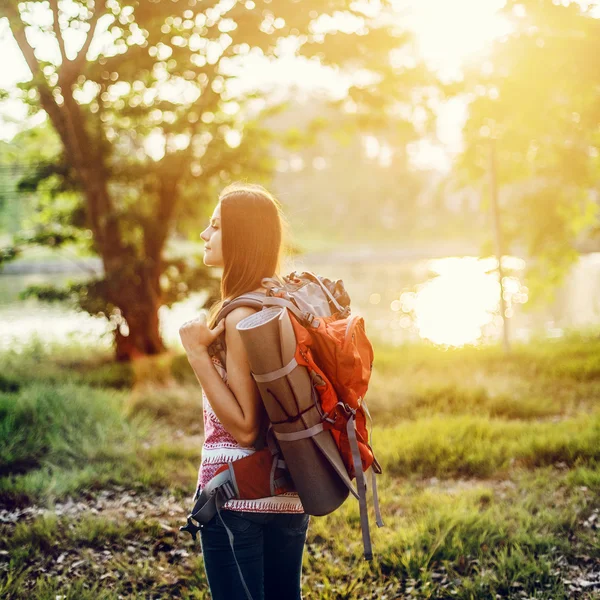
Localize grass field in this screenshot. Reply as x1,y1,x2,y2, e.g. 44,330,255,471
1,331,599,599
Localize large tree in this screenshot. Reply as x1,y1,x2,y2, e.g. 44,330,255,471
458,0,600,305
0,0,429,360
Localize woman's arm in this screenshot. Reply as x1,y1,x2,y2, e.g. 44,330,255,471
186,307,264,447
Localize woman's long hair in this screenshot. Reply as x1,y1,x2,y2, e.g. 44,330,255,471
207,182,290,328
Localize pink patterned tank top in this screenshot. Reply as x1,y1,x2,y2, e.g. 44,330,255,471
197,354,304,513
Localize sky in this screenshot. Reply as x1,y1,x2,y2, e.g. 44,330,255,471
0,0,511,170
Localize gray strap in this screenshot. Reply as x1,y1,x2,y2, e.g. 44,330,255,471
260,296,311,325
252,357,298,383
215,501,255,600
261,275,286,292
363,399,374,448
219,293,266,317
273,475,290,489
362,400,384,528
228,462,240,497
371,467,384,528
189,470,235,525
347,414,373,561
202,470,232,497
210,292,266,370
274,423,324,442
304,271,347,315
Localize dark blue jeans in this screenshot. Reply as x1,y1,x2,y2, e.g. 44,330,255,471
199,509,310,600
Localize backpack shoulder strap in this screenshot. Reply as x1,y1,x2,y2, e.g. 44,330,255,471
207,292,268,368
216,292,267,325
207,291,270,451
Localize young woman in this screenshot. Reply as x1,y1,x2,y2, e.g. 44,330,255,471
178,183,309,600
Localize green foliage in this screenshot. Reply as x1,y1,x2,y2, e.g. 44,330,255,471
0,125,62,237
0,244,20,266
267,98,433,243
459,0,600,306
0,0,431,359
303,465,590,598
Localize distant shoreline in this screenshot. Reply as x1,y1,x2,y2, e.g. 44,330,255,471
2,238,599,275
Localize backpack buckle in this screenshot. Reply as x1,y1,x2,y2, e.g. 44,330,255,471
303,312,320,328
337,401,356,417
321,411,337,425
180,515,201,541
220,481,237,501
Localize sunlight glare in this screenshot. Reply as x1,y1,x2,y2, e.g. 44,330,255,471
410,256,527,346
409,0,511,79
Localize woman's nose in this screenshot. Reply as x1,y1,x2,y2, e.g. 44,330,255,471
200,229,209,242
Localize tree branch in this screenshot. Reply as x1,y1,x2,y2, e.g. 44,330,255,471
3,3,69,143
2,1,43,82
49,0,68,66
63,0,106,85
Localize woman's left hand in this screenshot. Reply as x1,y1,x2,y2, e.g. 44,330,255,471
179,313,226,360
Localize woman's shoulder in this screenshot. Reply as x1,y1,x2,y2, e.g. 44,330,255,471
225,305,260,324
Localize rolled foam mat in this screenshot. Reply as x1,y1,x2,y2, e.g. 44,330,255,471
237,306,351,515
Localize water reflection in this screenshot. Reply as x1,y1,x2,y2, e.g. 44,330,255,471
0,288,210,353
0,304,112,352
1,253,599,352
401,256,528,347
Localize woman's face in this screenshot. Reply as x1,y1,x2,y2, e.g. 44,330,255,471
200,202,224,267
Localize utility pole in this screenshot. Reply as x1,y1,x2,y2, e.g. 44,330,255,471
489,136,510,353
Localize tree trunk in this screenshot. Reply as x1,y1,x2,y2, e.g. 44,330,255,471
7,4,174,363
114,300,165,362
108,257,167,362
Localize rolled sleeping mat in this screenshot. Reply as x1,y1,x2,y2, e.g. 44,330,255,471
236,306,352,516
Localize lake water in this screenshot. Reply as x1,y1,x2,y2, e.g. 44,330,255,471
2,252,600,353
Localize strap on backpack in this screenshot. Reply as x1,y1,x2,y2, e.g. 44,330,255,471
208,292,323,370
180,471,256,600
207,292,268,369
179,470,237,540
362,400,384,527
300,271,350,317
344,411,373,560
180,444,291,600
269,398,384,561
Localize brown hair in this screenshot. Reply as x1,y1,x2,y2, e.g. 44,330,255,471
207,182,290,328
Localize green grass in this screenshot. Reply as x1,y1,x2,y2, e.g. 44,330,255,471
374,413,600,478
302,464,597,599
0,383,136,472
368,330,600,423
1,333,600,598
2,465,596,599
0,336,131,387
0,370,201,504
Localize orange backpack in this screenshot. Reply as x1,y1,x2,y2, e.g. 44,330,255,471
288,307,378,479
181,271,383,562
